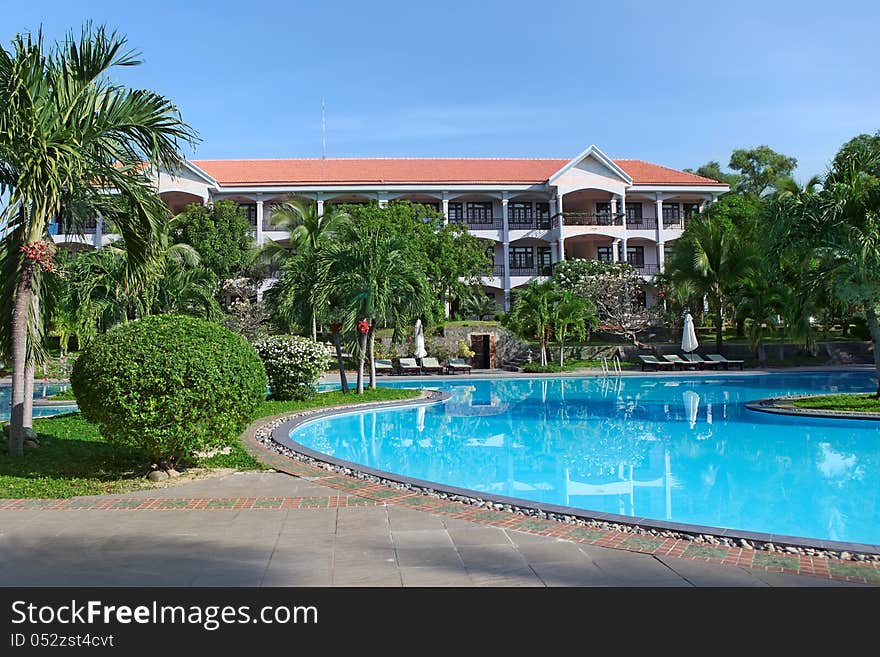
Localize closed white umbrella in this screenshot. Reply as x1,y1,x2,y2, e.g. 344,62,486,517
681,312,699,353
682,390,700,429
414,319,428,359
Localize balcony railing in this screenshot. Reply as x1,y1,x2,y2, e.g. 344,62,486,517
630,263,660,275
450,216,503,230
625,218,658,230
662,217,683,228
510,264,553,277
508,217,553,231
555,212,624,227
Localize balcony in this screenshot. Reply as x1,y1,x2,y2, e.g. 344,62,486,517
630,263,659,275
450,216,503,230
555,212,624,227
508,217,552,231
625,218,658,230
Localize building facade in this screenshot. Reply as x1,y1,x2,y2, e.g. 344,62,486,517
50,144,729,308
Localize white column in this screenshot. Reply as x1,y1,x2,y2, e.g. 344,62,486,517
316,192,324,216
441,192,449,225
620,191,628,262
655,193,664,272
94,213,103,249
255,195,264,246
501,194,511,310
556,192,565,261
611,238,621,262
378,192,389,208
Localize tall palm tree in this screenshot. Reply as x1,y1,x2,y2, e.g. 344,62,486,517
504,280,557,366
317,226,430,393
262,198,349,340
0,25,195,456
771,133,880,392
551,291,597,367
667,214,759,354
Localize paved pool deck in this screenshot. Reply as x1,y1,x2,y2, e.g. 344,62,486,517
0,471,873,587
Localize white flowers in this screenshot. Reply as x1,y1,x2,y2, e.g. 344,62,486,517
253,335,332,400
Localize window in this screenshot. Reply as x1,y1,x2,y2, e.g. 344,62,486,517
448,202,463,222
627,245,645,267
596,246,614,263
683,203,700,223
664,241,675,263
537,246,553,275
467,201,493,222
509,202,533,222
536,202,551,229
238,203,257,225
509,246,534,270
662,202,681,225
626,202,643,223
596,202,612,215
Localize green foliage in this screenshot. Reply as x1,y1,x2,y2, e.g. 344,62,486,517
457,339,475,358
791,394,880,412
461,288,499,320
70,315,267,469
252,335,331,401
684,160,742,188
521,362,564,373
339,201,490,323
728,145,798,196
172,200,254,280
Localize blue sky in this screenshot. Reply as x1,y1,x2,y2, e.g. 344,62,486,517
5,1,878,180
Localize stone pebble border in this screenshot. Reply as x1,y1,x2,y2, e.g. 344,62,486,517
234,390,880,586
746,394,880,421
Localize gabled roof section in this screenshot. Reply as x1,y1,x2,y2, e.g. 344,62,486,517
177,160,217,186
548,144,633,185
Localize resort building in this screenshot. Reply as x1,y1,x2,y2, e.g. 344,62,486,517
50,144,729,308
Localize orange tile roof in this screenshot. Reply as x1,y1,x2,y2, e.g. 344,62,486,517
191,157,723,187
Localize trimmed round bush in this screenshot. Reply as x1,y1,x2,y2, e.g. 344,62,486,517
252,335,331,401
71,315,267,470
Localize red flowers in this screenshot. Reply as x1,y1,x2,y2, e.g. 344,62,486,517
357,319,370,334
20,240,56,272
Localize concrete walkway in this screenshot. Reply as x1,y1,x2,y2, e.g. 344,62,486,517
0,472,865,587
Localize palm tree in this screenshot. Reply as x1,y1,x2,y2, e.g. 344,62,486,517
461,289,498,320
504,280,557,366
0,25,195,456
735,269,784,365
316,226,430,393
551,291,597,367
667,214,759,354
771,133,880,392
262,198,349,340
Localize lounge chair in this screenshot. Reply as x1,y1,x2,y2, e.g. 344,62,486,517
705,353,745,370
446,357,472,374
638,355,676,371
682,353,720,369
375,358,394,375
420,357,443,374
661,354,698,370
397,357,421,375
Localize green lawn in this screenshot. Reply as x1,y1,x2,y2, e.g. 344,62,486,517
791,394,880,413
0,387,420,498
521,359,639,373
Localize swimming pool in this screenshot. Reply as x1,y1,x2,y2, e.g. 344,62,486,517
0,383,77,420
294,371,880,547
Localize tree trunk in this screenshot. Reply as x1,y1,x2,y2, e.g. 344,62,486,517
331,331,348,394
865,305,880,397
367,324,376,389
311,310,317,342
355,329,367,394
779,327,785,362
559,336,565,367
715,295,724,355
8,268,34,457
23,360,35,432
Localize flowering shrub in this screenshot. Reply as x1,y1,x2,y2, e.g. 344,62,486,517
457,340,475,359
357,319,370,334
71,315,267,470
253,335,332,401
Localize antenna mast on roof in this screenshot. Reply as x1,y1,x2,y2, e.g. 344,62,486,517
321,98,326,160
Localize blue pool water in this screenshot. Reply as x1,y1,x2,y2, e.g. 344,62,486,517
0,383,77,420
297,371,880,546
